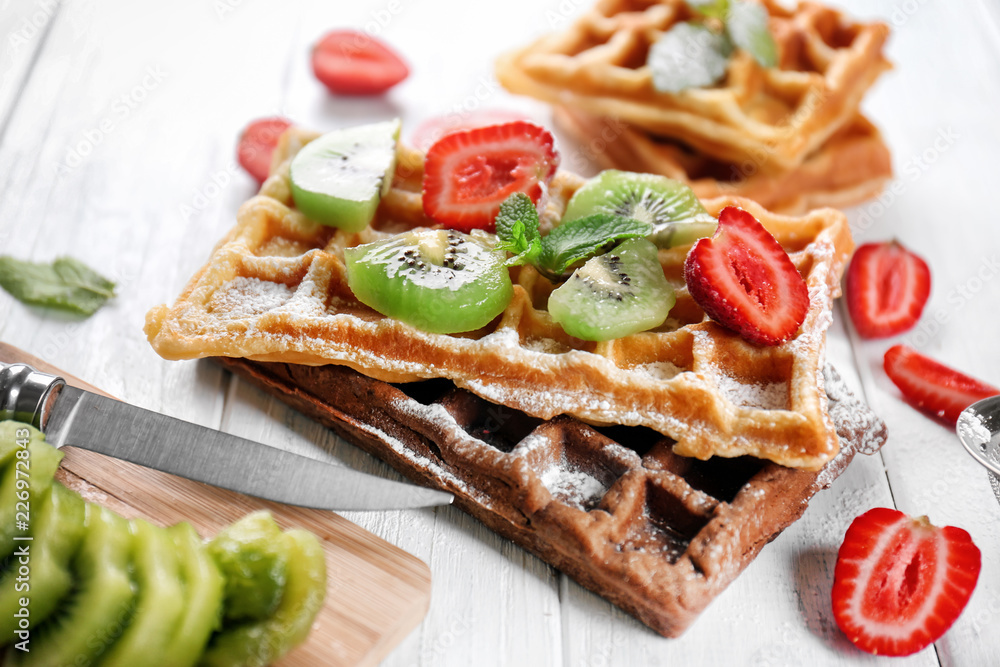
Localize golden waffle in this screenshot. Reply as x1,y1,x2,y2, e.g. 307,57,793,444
496,0,890,171
554,106,893,215
212,356,886,638
146,127,855,471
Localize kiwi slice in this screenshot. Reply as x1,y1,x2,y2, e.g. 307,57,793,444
562,170,717,248
160,523,225,667
0,425,63,562
0,483,87,643
290,119,401,231
200,520,327,667
344,228,514,334
548,238,675,341
208,511,289,623
9,506,136,667
100,518,186,667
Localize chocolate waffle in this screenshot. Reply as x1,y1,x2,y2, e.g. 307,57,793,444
212,357,885,637
146,128,854,471
496,0,890,171
554,106,893,215
145,124,887,636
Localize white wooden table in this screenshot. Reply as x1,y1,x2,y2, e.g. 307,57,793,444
2,1,998,665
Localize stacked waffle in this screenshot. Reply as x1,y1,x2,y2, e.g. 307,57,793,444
496,0,892,214
145,128,887,636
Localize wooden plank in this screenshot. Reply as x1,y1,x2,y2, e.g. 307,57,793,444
0,0,61,134
836,0,1000,665
0,342,432,666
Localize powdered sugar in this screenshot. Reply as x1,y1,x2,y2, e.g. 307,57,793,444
635,361,682,381
208,277,292,319
540,464,607,510
712,372,789,411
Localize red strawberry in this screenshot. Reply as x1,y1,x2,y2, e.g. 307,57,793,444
846,241,931,338
237,117,292,185
422,121,559,232
683,206,809,346
832,508,981,657
884,344,999,425
311,30,409,96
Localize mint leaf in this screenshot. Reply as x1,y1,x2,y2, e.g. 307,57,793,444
538,215,653,279
495,193,542,266
648,22,734,93
726,1,777,68
0,256,116,316
688,0,730,21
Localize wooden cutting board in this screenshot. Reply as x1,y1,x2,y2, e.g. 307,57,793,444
0,343,432,667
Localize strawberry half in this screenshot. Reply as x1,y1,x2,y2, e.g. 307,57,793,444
884,344,999,425
237,117,292,185
846,240,931,338
311,30,409,96
832,508,981,657
683,206,809,346
421,121,559,232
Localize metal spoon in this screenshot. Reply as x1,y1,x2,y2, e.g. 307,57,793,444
956,395,1000,505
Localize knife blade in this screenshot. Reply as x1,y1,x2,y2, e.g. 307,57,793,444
0,361,453,511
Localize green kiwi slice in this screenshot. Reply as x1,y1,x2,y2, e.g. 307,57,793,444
208,511,288,623
160,522,225,667
9,506,136,667
548,238,676,341
100,518,186,667
0,424,63,562
290,119,401,231
562,170,717,248
200,517,327,667
0,483,87,643
344,228,514,334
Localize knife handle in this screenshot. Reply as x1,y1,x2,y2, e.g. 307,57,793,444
0,362,65,429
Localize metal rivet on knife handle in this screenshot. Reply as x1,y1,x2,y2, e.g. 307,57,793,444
0,362,66,429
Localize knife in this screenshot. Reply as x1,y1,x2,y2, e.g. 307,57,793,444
0,361,453,511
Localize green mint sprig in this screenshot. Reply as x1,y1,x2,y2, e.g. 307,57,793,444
649,0,778,94
0,256,116,316
494,194,652,282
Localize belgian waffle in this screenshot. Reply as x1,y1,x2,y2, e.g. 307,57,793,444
146,128,854,471
496,0,890,171
553,105,893,215
211,357,885,638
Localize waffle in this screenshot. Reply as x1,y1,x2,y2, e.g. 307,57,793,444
212,356,886,637
496,0,890,171
146,127,854,471
554,105,893,215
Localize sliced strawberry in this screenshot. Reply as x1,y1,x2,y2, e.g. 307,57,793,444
846,241,931,338
683,206,809,346
884,344,999,425
410,109,530,152
832,507,981,657
237,117,292,185
422,121,559,232
311,30,409,96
